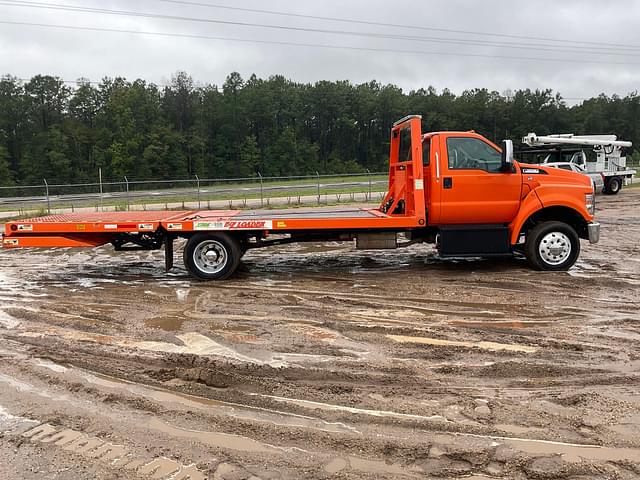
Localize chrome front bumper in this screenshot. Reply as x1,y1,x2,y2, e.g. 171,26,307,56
588,222,600,244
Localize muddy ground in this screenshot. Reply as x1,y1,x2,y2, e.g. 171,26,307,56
1,190,639,480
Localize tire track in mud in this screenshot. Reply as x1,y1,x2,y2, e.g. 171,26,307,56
3,306,640,478
2,355,640,480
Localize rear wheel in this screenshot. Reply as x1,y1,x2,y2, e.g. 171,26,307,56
605,176,621,195
524,221,580,271
183,233,241,280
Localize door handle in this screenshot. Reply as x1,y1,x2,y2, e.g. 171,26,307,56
443,177,453,189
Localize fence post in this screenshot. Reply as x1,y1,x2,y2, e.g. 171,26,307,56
316,171,320,204
124,176,130,211
366,168,371,201
43,179,50,214
98,167,103,212
258,172,263,207
195,174,201,209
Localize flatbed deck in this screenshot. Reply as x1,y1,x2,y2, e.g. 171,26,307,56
2,206,424,249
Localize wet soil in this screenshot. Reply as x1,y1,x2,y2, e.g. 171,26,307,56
1,190,640,479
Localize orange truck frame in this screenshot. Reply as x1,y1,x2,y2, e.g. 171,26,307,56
2,115,600,280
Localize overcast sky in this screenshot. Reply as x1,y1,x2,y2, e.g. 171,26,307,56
1,0,639,102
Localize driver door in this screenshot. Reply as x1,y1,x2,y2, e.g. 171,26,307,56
438,135,521,224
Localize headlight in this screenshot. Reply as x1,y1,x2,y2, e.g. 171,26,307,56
585,193,595,215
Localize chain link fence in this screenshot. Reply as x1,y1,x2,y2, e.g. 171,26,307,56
626,156,640,169
0,171,388,219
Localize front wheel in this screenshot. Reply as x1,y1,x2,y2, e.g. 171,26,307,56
524,221,580,271
183,233,241,280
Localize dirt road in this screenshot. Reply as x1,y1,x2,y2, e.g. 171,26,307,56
1,190,639,479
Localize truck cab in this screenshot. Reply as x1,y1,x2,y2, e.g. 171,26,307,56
385,115,599,270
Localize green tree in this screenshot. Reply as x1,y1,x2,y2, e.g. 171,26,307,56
221,72,246,177
238,134,260,177
266,127,299,176
0,145,13,185
67,79,102,181
2,72,639,186
0,76,23,182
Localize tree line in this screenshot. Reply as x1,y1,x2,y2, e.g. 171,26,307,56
0,71,638,187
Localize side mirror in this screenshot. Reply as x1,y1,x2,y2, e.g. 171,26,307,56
501,139,514,169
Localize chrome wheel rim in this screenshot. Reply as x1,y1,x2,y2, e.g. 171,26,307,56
193,240,228,274
538,232,571,266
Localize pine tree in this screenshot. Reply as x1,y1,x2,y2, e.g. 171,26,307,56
0,145,13,186
239,135,260,178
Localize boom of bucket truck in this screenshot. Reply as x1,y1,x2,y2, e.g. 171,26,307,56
522,133,635,195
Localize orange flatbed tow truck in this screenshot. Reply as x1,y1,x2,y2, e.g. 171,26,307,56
3,116,600,280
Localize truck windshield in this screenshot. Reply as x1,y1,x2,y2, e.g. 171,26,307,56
543,151,582,163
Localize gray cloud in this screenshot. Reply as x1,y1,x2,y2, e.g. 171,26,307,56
1,0,639,101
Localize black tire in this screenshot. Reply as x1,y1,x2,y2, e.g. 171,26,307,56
183,232,241,280
606,176,621,195
239,239,249,259
524,221,580,271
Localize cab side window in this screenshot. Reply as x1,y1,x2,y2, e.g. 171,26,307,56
447,137,502,173
423,139,430,166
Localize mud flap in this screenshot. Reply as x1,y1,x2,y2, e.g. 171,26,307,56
164,235,174,271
